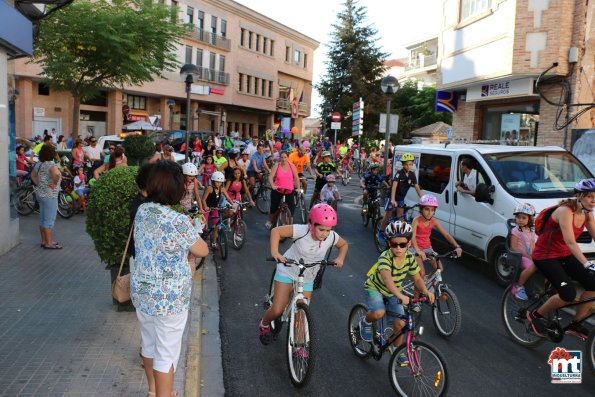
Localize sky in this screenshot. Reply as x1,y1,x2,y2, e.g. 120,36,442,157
236,0,443,115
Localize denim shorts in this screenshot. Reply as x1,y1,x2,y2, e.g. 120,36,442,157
37,195,58,228
274,273,314,292
366,288,405,323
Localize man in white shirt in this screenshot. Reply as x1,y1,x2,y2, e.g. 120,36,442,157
244,136,259,158
214,132,222,149
456,158,477,195
50,128,58,144
84,137,104,165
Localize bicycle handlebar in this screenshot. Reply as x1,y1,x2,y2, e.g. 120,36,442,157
424,250,459,260
397,295,428,305
265,257,336,268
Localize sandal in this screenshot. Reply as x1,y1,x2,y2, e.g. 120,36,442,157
40,242,59,247
43,244,63,250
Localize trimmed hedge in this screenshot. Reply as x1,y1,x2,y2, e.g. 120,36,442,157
123,135,155,165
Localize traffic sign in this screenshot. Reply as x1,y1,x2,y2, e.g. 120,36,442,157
331,122,341,130
447,127,453,139
379,114,399,134
331,112,341,122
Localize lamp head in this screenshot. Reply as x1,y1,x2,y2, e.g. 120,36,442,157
381,75,399,94
180,64,200,83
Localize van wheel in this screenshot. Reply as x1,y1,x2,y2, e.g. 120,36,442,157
492,245,514,287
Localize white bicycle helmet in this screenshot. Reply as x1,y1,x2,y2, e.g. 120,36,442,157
182,162,198,176
211,171,225,183
385,220,413,239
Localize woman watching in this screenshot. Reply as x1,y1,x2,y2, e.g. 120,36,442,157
93,147,128,179
131,161,208,397
57,135,67,150
31,145,62,249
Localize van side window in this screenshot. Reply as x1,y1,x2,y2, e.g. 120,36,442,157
418,154,451,193
457,156,491,187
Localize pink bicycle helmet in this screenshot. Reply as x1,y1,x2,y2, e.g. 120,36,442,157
326,174,336,182
308,203,337,229
419,194,439,208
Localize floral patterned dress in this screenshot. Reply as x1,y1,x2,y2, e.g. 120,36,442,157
131,202,200,316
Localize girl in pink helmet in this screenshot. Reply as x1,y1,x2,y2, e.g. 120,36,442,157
411,194,463,278
258,204,349,345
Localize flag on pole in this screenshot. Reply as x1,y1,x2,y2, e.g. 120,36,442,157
435,91,458,113
298,90,304,103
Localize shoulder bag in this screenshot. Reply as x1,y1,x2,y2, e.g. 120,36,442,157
112,222,134,303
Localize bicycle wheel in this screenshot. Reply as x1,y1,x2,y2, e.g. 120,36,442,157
389,340,449,397
431,287,462,338
57,191,74,219
500,285,544,348
297,195,308,224
277,207,293,243
14,188,35,216
218,229,228,260
256,187,271,214
373,219,387,253
264,267,284,338
342,171,348,186
348,304,372,359
232,219,247,250
586,328,595,376
286,302,315,388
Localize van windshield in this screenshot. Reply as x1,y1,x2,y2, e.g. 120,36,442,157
483,151,593,198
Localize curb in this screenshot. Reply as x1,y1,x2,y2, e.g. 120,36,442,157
184,260,205,397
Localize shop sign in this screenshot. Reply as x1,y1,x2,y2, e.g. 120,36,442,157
191,85,210,95
466,78,536,102
127,110,149,122
33,107,45,117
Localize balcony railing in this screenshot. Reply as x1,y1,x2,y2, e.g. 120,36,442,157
188,66,229,85
189,29,231,51
276,98,309,115
406,54,437,70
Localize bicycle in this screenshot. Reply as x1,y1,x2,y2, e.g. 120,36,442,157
204,205,230,260
501,272,595,375
402,250,462,338
13,175,37,216
252,172,271,214
263,257,336,387
373,204,418,253
228,201,249,250
340,165,351,186
361,186,381,228
294,177,309,224
348,296,449,396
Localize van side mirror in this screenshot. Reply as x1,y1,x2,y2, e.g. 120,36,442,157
475,183,494,204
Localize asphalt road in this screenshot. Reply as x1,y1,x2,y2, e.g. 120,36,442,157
216,178,594,396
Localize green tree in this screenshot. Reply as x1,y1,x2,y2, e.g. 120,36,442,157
32,0,188,139
316,0,388,142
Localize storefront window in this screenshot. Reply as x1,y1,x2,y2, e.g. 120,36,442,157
481,102,539,145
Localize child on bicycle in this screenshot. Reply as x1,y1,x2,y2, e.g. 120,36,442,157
411,194,462,276
320,174,341,209
510,203,538,300
359,220,434,363
198,155,216,188
73,165,89,211
202,171,233,249
360,163,385,212
225,167,254,207
181,162,204,213
259,204,348,346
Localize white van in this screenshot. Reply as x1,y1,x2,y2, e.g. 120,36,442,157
393,144,595,285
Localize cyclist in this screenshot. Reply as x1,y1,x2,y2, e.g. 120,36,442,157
359,220,434,362
246,143,271,194
320,174,341,209
360,163,385,213
259,204,349,345
226,167,254,207
213,148,228,172
288,145,314,194
266,151,300,229
378,153,423,242
510,203,538,300
411,194,462,275
202,171,233,250
310,151,337,209
526,179,595,339
181,162,204,213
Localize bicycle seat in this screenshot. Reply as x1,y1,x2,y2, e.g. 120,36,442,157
276,188,293,195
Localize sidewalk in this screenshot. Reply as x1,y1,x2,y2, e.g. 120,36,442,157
0,214,223,397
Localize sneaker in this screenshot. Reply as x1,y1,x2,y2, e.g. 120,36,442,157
512,284,528,300
293,347,309,359
259,320,272,345
359,318,373,342
566,322,590,340
265,221,273,230
397,353,409,366
526,310,548,337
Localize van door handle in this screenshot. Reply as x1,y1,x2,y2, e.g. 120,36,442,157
445,190,449,204
453,191,458,206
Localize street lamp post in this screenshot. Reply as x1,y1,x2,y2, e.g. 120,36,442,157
180,64,200,162
167,98,175,131
321,101,331,141
380,75,400,176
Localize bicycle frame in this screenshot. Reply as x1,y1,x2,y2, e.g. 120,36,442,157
533,289,595,337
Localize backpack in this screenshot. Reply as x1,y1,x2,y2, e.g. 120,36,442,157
534,204,560,235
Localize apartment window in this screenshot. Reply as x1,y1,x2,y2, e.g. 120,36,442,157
221,19,227,38
209,52,216,70
171,0,178,22
240,28,245,46
246,76,252,93
196,48,203,67
263,38,268,54
261,79,266,97
185,45,192,64
197,11,204,30
219,55,225,71
186,6,193,24
256,34,260,52
248,32,253,49
127,95,146,110
303,53,308,68
285,46,290,62
38,83,50,96
254,78,259,95
293,49,301,63
460,0,491,21
211,16,217,35
268,81,273,97
238,73,243,92
270,40,275,56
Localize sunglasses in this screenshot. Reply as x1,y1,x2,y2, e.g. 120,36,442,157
389,241,409,249
109,147,115,150
90,140,97,143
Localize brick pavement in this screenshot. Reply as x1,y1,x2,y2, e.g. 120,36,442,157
0,214,193,397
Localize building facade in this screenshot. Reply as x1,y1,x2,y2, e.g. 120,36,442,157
10,0,319,140
437,0,595,148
